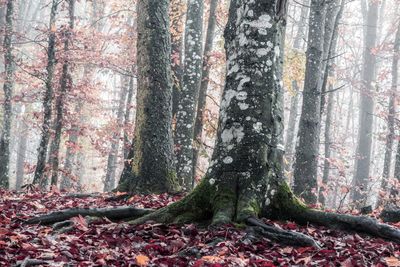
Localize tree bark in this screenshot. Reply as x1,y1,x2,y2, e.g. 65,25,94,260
15,115,29,191
170,0,186,118
118,0,179,194
32,0,59,188
293,0,310,50
104,76,129,192
175,0,204,189
284,80,300,172
352,1,379,207
192,0,219,183
293,0,326,204
0,0,15,189
49,0,75,187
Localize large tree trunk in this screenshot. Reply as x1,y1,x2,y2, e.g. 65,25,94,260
118,0,179,194
175,0,204,189
351,1,379,207
32,0,59,188
49,0,75,187
192,0,219,182
170,0,186,118
0,0,15,189
293,0,326,204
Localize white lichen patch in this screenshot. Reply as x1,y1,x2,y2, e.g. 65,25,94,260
209,178,216,185
236,91,248,101
253,122,263,133
221,125,245,144
223,156,234,164
238,102,249,110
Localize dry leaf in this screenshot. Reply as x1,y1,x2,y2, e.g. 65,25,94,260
136,254,150,266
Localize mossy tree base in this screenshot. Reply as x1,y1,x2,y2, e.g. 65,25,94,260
27,178,400,247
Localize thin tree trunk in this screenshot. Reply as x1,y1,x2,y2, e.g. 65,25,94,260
123,71,135,159
192,0,219,182
0,0,15,189
15,115,29,191
118,0,179,194
293,0,310,50
170,0,186,118
175,0,204,189
351,1,379,207
284,80,300,171
32,0,59,188
385,22,400,203
49,0,75,187
293,0,326,204
104,76,129,192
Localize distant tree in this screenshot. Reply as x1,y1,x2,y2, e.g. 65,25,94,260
193,0,219,181
351,0,379,207
382,21,400,204
32,0,59,188
293,0,326,204
175,0,204,189
0,0,15,189
49,0,76,187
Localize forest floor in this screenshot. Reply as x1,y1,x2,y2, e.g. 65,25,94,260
1,190,400,267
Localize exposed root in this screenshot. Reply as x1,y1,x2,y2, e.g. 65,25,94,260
25,206,153,225
246,217,320,248
289,208,400,244
381,208,400,223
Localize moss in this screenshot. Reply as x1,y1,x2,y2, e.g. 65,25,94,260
166,169,181,193
270,181,308,219
236,197,261,222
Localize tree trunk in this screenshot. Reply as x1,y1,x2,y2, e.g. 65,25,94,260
293,0,326,204
49,0,75,187
15,115,29,191
104,76,129,192
170,0,186,118
387,22,400,203
284,80,300,172
192,0,219,182
0,0,15,189
32,0,59,189
293,0,310,50
123,73,135,159
175,0,204,189
118,0,179,194
319,0,341,114
352,1,379,207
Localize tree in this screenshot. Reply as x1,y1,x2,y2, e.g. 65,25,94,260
104,76,129,192
48,0,76,187
29,0,400,246
382,21,400,204
293,0,326,204
170,0,186,117
175,0,204,189
118,0,179,194
293,0,310,50
193,0,219,181
32,0,59,188
352,0,379,207
0,0,15,189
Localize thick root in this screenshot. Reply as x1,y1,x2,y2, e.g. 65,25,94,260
246,217,320,248
296,209,400,243
25,206,153,225
381,208,400,223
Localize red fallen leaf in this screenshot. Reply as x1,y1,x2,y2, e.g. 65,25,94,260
0,228,10,235
70,215,89,231
385,257,400,267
